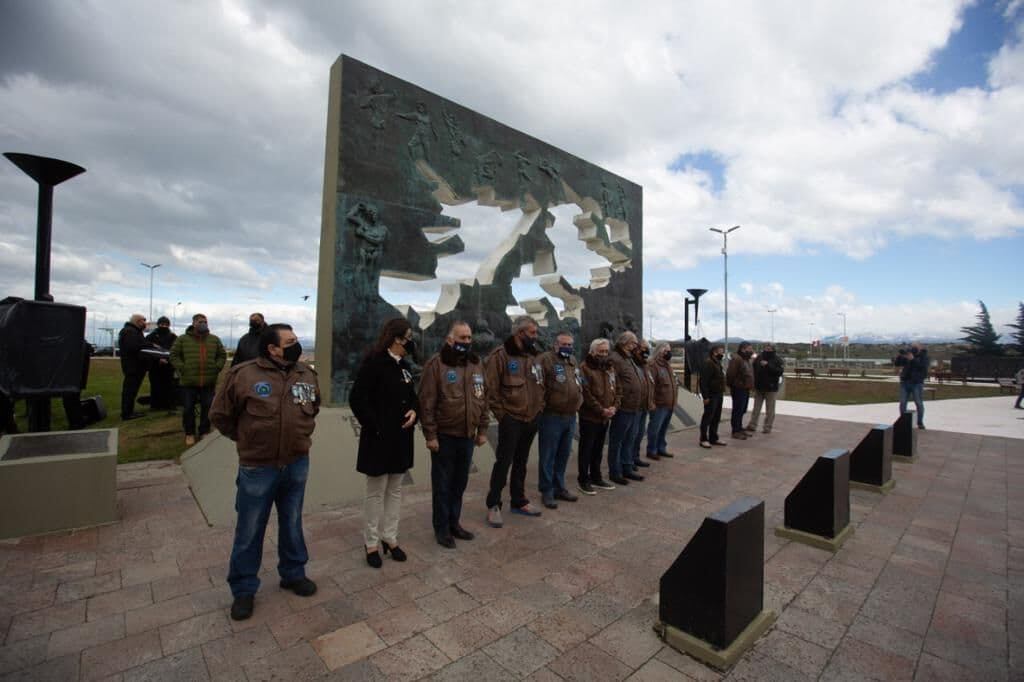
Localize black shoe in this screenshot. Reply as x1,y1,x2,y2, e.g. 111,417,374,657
635,460,651,468
554,489,578,502
624,472,645,481
591,478,616,490
436,535,456,549
918,424,926,430
381,541,407,562
609,475,630,486
366,548,382,569
280,577,317,597
658,451,675,458
230,594,254,621
646,452,661,461
450,525,474,541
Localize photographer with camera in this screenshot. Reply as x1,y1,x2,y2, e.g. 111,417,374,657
894,342,928,430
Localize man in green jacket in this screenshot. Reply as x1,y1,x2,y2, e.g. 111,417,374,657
170,313,226,445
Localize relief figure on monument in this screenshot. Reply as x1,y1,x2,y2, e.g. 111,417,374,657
474,149,503,186
359,77,395,131
514,150,532,184
396,102,439,162
442,109,466,158
348,202,388,298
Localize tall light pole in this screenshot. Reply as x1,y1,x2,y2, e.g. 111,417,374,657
837,312,847,361
140,262,161,322
767,307,777,345
808,322,815,359
709,225,740,355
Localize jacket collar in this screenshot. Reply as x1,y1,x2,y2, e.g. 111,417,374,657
503,335,537,357
441,343,478,366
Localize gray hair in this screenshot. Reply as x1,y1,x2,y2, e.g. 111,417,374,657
654,342,671,357
555,330,574,342
616,331,637,346
589,338,610,353
513,315,537,332
447,320,471,338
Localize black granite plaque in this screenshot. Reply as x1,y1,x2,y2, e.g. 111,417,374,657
849,425,893,487
893,411,917,458
783,449,850,539
659,497,765,649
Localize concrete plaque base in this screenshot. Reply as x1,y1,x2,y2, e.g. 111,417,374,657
775,523,855,552
850,479,896,494
893,454,917,464
0,429,118,539
655,609,777,671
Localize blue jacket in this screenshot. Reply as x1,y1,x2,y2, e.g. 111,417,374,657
895,350,929,384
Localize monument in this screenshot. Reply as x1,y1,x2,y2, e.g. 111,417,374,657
316,55,643,404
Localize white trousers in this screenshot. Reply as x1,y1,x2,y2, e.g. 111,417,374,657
363,473,404,548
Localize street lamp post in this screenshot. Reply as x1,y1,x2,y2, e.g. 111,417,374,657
141,262,161,322
709,225,740,355
767,307,777,345
808,322,815,360
683,288,708,391
837,312,847,361
173,301,182,330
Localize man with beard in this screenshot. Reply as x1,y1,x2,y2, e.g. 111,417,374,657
233,313,267,366
146,316,178,410
577,338,618,495
418,321,488,548
748,344,784,434
484,316,546,527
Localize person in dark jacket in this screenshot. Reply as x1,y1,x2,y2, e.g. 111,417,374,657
577,338,619,495
748,344,784,434
418,321,488,548
607,331,644,485
699,344,727,448
349,318,419,568
537,331,583,509
646,342,678,458
118,313,148,420
210,323,320,621
725,342,755,439
894,342,928,429
146,316,178,410
232,312,266,366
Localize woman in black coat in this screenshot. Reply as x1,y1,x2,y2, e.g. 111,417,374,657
349,317,419,568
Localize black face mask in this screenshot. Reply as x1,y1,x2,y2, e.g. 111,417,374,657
402,337,416,357
282,342,302,363
520,334,537,352
714,353,724,360
662,351,672,361
639,350,650,360
249,323,262,333
453,341,470,355
910,348,919,355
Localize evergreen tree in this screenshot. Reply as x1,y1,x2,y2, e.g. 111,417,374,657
959,300,1002,355
1006,301,1024,352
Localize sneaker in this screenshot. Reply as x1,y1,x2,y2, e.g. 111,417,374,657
635,460,651,468
512,503,542,517
487,506,503,528
542,494,558,510
230,594,254,621
699,440,712,449
744,425,756,432
280,577,317,597
658,451,675,458
591,478,616,490
646,452,661,461
577,482,597,495
609,475,629,486
555,489,578,503
185,434,196,446
624,472,645,481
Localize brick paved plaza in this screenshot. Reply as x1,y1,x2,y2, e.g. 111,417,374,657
0,413,1020,680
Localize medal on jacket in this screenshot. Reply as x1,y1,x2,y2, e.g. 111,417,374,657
472,373,484,398
292,382,316,405
531,363,543,384
608,371,616,389
574,367,582,387
401,368,412,384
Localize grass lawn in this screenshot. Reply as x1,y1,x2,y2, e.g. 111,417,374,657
781,377,1004,405
9,358,217,464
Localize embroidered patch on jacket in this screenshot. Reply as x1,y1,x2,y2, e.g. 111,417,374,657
446,369,458,384
254,382,272,397
554,364,566,383
508,360,519,373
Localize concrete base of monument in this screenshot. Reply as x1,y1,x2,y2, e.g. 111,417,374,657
181,406,500,527
850,479,896,495
0,429,119,539
893,454,916,464
774,523,854,552
654,609,777,672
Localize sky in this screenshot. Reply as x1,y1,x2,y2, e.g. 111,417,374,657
0,0,1022,349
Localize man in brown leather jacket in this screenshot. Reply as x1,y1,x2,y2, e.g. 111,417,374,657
646,342,678,459
537,331,584,509
210,324,320,621
726,341,755,439
484,316,546,526
630,339,655,470
607,331,645,485
419,321,488,548
577,338,619,495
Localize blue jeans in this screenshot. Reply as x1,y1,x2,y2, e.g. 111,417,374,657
647,406,673,454
608,410,639,477
431,435,473,537
227,456,310,597
538,414,576,496
730,388,749,434
632,409,649,466
899,382,924,425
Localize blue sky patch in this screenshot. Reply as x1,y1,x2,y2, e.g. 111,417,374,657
669,151,727,195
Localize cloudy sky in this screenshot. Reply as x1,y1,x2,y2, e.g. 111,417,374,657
1,0,1022,348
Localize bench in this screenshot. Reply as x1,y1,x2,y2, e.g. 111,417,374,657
923,387,937,401
827,368,849,377
998,378,1018,394
794,368,816,378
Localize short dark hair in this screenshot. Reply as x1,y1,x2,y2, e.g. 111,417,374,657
156,316,170,326
709,343,724,355
192,313,206,322
258,323,294,358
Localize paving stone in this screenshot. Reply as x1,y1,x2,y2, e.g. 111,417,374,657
415,586,479,623
47,613,126,659
268,605,338,648
366,602,435,645
149,569,215,603
80,630,163,681
244,643,328,681
0,634,48,675
821,636,916,682
5,599,87,643
483,627,559,677
654,645,723,681
913,651,1007,681
422,610,500,660
845,614,924,661
626,657,694,681
728,650,814,682
200,624,279,681
589,609,663,669
429,649,515,681
469,594,540,636
369,633,450,681
122,646,210,682
774,606,848,649
87,584,154,621
753,629,831,677
547,641,632,681
311,621,386,671
0,652,79,681
158,611,231,656
121,560,180,588
55,571,122,603
124,595,195,636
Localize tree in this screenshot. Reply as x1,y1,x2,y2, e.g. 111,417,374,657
1006,302,1024,353
959,300,1002,355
